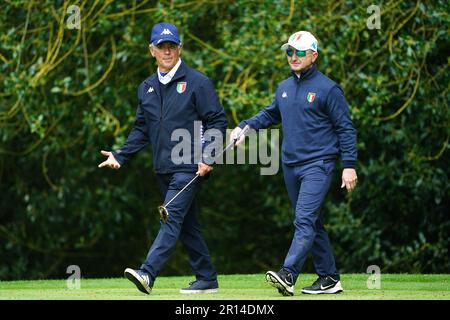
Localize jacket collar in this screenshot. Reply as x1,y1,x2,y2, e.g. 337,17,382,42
144,60,187,88
292,64,317,82
157,59,182,84
170,60,187,82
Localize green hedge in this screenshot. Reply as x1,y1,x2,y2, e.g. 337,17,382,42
0,0,448,279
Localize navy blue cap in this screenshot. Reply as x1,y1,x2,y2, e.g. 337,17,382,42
150,22,181,45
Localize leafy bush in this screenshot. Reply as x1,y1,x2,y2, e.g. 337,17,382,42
0,0,448,279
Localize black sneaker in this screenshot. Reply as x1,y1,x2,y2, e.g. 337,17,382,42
301,275,343,294
179,279,219,294
124,268,153,294
265,269,294,296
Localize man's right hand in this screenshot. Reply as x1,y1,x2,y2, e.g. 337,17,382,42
230,127,245,146
98,150,121,169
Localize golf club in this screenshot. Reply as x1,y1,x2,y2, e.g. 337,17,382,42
158,125,250,223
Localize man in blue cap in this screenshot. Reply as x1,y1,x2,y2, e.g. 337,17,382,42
230,30,358,296
99,22,228,295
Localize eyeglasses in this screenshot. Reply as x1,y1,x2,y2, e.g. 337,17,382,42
286,48,307,57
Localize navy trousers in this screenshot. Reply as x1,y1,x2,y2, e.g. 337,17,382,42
140,172,217,282
282,159,339,282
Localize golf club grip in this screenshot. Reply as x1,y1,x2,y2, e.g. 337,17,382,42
236,125,251,142
210,125,251,161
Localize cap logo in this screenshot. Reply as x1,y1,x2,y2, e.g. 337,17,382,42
161,28,173,35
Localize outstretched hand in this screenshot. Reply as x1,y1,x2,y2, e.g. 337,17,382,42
98,150,121,169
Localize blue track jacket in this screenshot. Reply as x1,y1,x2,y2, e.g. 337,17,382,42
113,61,228,173
239,64,357,168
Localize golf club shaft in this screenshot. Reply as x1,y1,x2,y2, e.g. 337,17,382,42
162,125,250,208
164,174,199,208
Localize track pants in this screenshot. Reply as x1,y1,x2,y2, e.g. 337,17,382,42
140,172,217,282
282,159,339,282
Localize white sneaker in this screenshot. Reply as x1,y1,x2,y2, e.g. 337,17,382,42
124,268,153,294
266,269,295,296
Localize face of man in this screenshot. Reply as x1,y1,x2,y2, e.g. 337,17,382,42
286,46,318,74
149,41,182,73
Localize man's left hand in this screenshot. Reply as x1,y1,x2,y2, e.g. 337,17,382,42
341,168,358,192
196,162,213,177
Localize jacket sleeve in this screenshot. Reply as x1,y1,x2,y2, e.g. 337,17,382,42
238,95,281,130
325,85,358,168
112,88,150,165
194,78,228,165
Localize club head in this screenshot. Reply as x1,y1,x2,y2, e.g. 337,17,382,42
158,205,169,223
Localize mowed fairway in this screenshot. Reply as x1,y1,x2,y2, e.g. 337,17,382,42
0,274,449,300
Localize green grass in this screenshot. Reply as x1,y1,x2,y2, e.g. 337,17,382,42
0,274,449,300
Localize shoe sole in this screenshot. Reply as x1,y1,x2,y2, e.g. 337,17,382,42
301,281,344,294
179,288,218,294
124,268,152,295
265,271,294,296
